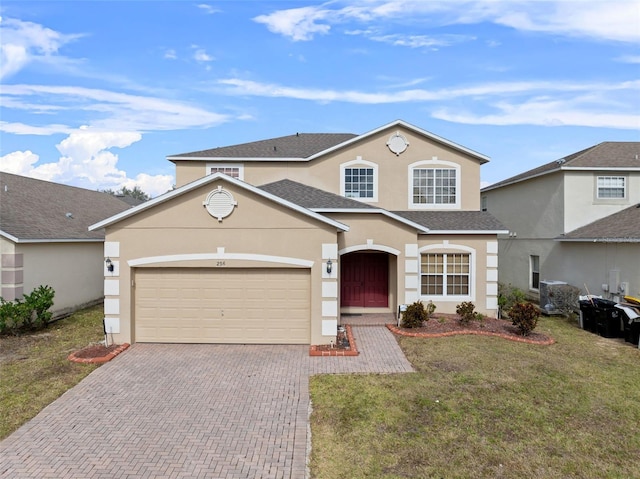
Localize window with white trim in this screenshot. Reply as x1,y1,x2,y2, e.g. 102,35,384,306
420,253,470,296
206,163,244,180
344,167,374,198
530,255,540,290
340,157,378,202
597,176,625,199
408,159,460,209
413,168,456,204
210,167,240,178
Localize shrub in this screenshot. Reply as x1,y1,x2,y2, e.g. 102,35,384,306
401,301,436,328
509,302,540,336
25,285,55,328
0,285,55,335
0,298,31,335
456,301,477,325
498,283,526,318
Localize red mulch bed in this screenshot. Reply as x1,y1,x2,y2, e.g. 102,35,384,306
389,314,554,345
68,343,130,363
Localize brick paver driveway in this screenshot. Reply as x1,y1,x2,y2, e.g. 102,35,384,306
0,325,412,479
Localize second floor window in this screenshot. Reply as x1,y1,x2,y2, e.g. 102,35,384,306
344,167,374,199
413,168,456,205
597,176,625,199
210,167,240,178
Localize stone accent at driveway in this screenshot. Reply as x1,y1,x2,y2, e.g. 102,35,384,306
0,323,412,479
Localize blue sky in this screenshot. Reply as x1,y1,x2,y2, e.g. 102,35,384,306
1,0,639,197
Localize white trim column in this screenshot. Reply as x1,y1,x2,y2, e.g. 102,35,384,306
321,243,338,337
104,241,120,334
404,244,419,304
486,241,499,313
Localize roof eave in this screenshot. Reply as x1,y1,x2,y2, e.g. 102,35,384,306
423,229,510,235
89,173,350,232
306,119,490,164
0,229,104,244
312,208,430,233
555,237,640,243
167,156,308,162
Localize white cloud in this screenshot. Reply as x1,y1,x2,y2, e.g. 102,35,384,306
616,55,640,64
193,48,214,62
164,49,177,60
370,33,475,48
0,150,40,175
0,16,83,79
0,128,173,197
253,1,640,44
253,5,332,41
2,84,229,132
197,4,220,15
217,77,640,129
432,97,640,130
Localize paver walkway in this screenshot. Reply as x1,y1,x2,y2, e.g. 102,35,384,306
0,320,412,479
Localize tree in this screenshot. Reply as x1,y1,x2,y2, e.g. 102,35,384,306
103,185,150,201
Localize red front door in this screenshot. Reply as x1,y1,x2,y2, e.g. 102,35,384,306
341,253,389,307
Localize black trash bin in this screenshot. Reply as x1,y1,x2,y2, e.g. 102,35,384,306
593,298,622,338
579,299,598,333
621,308,640,346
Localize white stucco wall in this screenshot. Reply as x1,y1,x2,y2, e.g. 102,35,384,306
18,242,104,315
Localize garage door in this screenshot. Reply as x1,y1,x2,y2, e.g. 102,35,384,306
134,268,310,344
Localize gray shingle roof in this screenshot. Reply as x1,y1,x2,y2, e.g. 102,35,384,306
169,133,358,160
0,172,131,241
259,179,506,231
259,179,376,209
558,203,640,242
392,210,508,232
483,142,640,191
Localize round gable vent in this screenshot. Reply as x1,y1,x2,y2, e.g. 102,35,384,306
203,186,237,221
387,131,409,156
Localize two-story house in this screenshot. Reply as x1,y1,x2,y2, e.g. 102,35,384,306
481,142,640,306
90,120,507,346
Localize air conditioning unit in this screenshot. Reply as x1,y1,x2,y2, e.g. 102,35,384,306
540,280,567,314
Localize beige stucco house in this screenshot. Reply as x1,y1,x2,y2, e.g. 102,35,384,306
91,120,507,345
0,172,131,316
481,142,640,307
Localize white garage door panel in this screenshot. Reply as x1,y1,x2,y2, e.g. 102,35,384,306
135,268,310,344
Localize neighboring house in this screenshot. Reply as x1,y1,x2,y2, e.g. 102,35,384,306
0,172,131,316
481,142,640,305
90,120,507,346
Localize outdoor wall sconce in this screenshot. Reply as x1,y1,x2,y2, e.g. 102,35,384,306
105,258,114,272
326,259,333,274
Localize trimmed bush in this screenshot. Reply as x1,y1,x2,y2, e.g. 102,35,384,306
509,302,539,336
498,283,526,318
401,301,436,328
0,285,55,335
456,301,477,325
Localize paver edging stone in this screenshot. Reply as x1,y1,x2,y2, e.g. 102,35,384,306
386,324,555,345
309,324,359,356
68,343,131,364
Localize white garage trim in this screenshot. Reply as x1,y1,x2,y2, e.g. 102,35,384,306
134,268,311,344
129,253,314,267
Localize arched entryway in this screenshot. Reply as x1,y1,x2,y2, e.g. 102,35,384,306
340,252,389,308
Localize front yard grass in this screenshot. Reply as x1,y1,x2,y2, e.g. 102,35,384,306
0,305,105,439
310,316,640,479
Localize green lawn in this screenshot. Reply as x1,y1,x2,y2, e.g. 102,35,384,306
0,305,105,439
310,316,640,479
